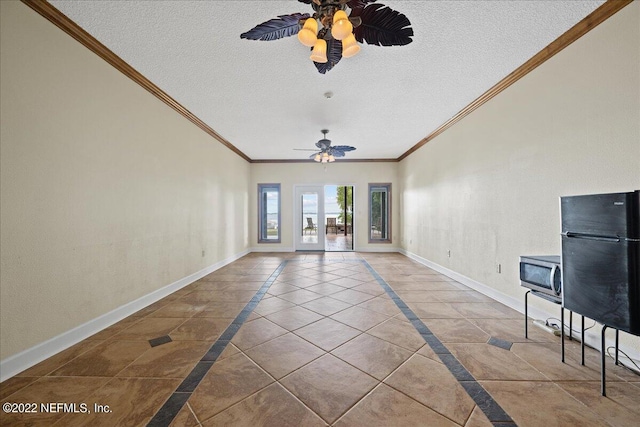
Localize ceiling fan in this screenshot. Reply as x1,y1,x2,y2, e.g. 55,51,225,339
294,129,356,162
240,0,413,74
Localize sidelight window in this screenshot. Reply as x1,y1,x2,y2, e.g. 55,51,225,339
258,183,281,243
369,183,391,243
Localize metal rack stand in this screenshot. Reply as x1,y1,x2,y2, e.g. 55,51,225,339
600,325,621,397
523,291,630,397
524,290,584,365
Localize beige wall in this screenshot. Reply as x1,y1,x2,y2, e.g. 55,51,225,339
399,3,639,354
0,2,250,360
250,162,399,251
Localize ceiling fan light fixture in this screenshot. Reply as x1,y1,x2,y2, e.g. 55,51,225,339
297,18,318,47
310,38,328,63
301,130,356,162
331,10,352,41
341,33,360,58
241,2,412,74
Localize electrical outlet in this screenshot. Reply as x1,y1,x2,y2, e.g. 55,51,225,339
447,250,451,258
201,250,206,257
496,263,501,274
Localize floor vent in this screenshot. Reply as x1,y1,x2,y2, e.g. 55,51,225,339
148,335,172,347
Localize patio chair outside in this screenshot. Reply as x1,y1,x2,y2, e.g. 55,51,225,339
326,217,337,234
304,217,317,235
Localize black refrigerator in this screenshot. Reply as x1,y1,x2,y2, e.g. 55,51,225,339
561,190,640,335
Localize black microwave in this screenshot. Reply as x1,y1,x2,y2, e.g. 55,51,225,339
519,255,562,297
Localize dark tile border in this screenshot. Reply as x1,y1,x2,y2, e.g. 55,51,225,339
146,392,190,427
361,260,516,426
147,261,287,427
149,257,516,426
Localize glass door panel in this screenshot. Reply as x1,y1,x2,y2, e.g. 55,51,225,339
325,185,354,252
295,185,325,251
302,192,318,244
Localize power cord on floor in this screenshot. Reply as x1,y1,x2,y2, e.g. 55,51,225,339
543,317,640,375
545,317,596,336
606,346,640,375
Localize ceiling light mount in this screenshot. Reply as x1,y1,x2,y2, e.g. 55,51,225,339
241,0,413,74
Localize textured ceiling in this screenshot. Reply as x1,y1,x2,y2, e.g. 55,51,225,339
49,0,605,160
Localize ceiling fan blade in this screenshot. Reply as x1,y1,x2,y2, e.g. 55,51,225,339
353,4,413,46
331,145,356,152
240,13,310,41
332,150,346,157
314,39,343,74
309,152,320,159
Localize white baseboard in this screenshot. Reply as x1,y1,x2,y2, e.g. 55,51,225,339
249,246,295,253
400,249,524,312
249,246,400,253
354,246,401,253
0,249,250,382
400,249,640,374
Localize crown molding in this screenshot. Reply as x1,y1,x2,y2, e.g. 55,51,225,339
20,0,630,165
397,0,633,162
20,0,252,163
250,158,398,164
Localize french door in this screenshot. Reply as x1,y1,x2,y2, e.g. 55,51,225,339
294,185,325,251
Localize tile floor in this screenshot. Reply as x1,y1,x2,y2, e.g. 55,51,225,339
1,252,639,426
325,234,353,252
301,232,353,252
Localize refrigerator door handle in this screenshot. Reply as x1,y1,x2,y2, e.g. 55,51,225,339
564,232,620,243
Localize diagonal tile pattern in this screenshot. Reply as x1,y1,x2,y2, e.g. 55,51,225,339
201,383,326,426
245,333,324,380
385,354,476,425
280,354,378,424
2,252,639,427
